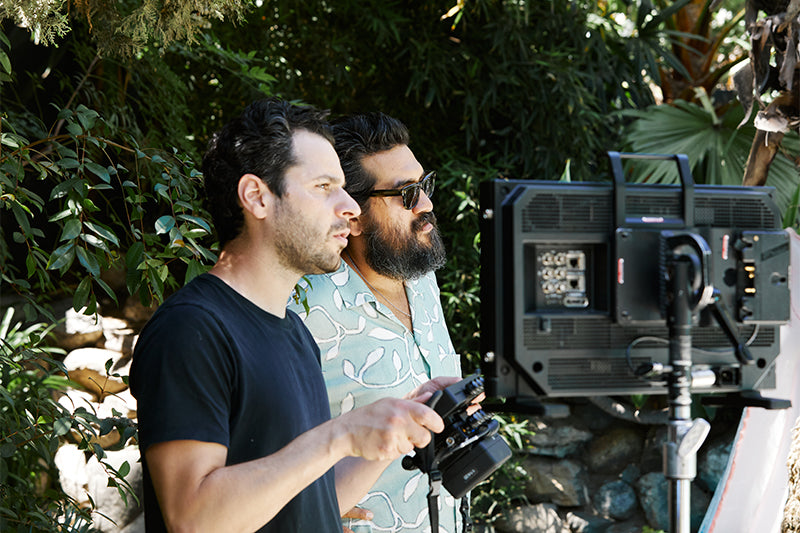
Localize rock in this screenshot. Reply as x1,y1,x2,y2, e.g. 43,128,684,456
521,456,589,506
783,417,800,533
122,295,157,325
495,503,570,533
588,427,644,474
635,472,668,530
101,316,138,356
620,464,641,485
641,425,669,473
63,347,131,398
53,304,104,350
605,521,649,533
119,511,145,533
86,446,143,532
635,471,710,531
570,399,618,432
55,444,90,504
523,417,594,458
697,438,732,493
565,510,614,533
593,480,638,520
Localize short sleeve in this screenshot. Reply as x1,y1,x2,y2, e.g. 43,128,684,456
130,304,236,451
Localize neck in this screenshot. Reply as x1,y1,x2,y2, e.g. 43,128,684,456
342,248,404,296
343,247,413,327
210,240,299,317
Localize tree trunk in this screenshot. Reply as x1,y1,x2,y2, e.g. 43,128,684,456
743,129,785,186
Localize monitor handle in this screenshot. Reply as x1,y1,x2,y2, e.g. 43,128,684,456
608,151,695,228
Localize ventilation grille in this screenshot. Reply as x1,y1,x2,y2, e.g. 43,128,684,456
548,358,649,389
519,191,776,233
523,317,774,350
521,193,612,232
625,194,680,219
695,197,777,228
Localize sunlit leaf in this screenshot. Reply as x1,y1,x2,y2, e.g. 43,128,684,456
155,215,175,234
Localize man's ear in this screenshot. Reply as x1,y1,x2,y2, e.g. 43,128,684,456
238,174,272,220
348,215,364,237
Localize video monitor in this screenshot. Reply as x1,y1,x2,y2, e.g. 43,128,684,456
479,153,790,400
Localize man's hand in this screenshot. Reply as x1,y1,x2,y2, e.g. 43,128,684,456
342,506,373,533
404,375,462,402
336,397,444,461
405,375,485,415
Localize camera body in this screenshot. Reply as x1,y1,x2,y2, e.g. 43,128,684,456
403,373,512,499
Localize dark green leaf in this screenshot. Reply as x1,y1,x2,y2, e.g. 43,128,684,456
0,443,15,458
126,241,145,270
84,221,120,247
66,122,83,136
10,203,32,235
76,247,100,276
60,218,82,242
84,161,111,183
76,104,99,130
73,277,92,311
177,214,212,233
0,51,10,75
47,243,75,271
53,417,72,437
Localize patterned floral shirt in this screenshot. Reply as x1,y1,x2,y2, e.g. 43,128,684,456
289,260,463,533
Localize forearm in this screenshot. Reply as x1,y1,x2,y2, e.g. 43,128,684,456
149,396,441,533
151,419,347,533
333,456,393,514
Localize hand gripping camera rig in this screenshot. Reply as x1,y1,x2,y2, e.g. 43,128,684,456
402,373,512,532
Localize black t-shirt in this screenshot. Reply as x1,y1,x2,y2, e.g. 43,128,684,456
130,274,341,532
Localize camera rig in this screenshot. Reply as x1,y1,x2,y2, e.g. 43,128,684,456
402,373,512,532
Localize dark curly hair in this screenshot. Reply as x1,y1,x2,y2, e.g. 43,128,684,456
331,112,410,214
201,98,333,248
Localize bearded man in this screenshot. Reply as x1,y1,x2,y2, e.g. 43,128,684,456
289,112,466,533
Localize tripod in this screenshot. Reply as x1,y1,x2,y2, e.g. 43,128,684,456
662,237,710,533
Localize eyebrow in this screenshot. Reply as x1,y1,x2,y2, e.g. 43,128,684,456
319,174,346,186
391,171,426,189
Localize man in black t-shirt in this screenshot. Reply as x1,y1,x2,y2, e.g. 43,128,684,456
130,98,455,533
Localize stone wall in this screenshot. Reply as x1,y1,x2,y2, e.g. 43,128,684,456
45,300,742,533
49,299,149,533
476,398,739,533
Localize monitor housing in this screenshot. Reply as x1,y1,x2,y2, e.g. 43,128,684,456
479,153,791,400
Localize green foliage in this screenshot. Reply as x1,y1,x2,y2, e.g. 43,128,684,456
470,413,534,524
235,0,662,181
618,97,800,224
1,101,216,320
434,150,499,371
0,0,251,56
0,308,136,531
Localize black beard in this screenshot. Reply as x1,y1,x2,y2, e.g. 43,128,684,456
363,212,447,281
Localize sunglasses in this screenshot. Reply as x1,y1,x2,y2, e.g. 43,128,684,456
369,171,436,210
